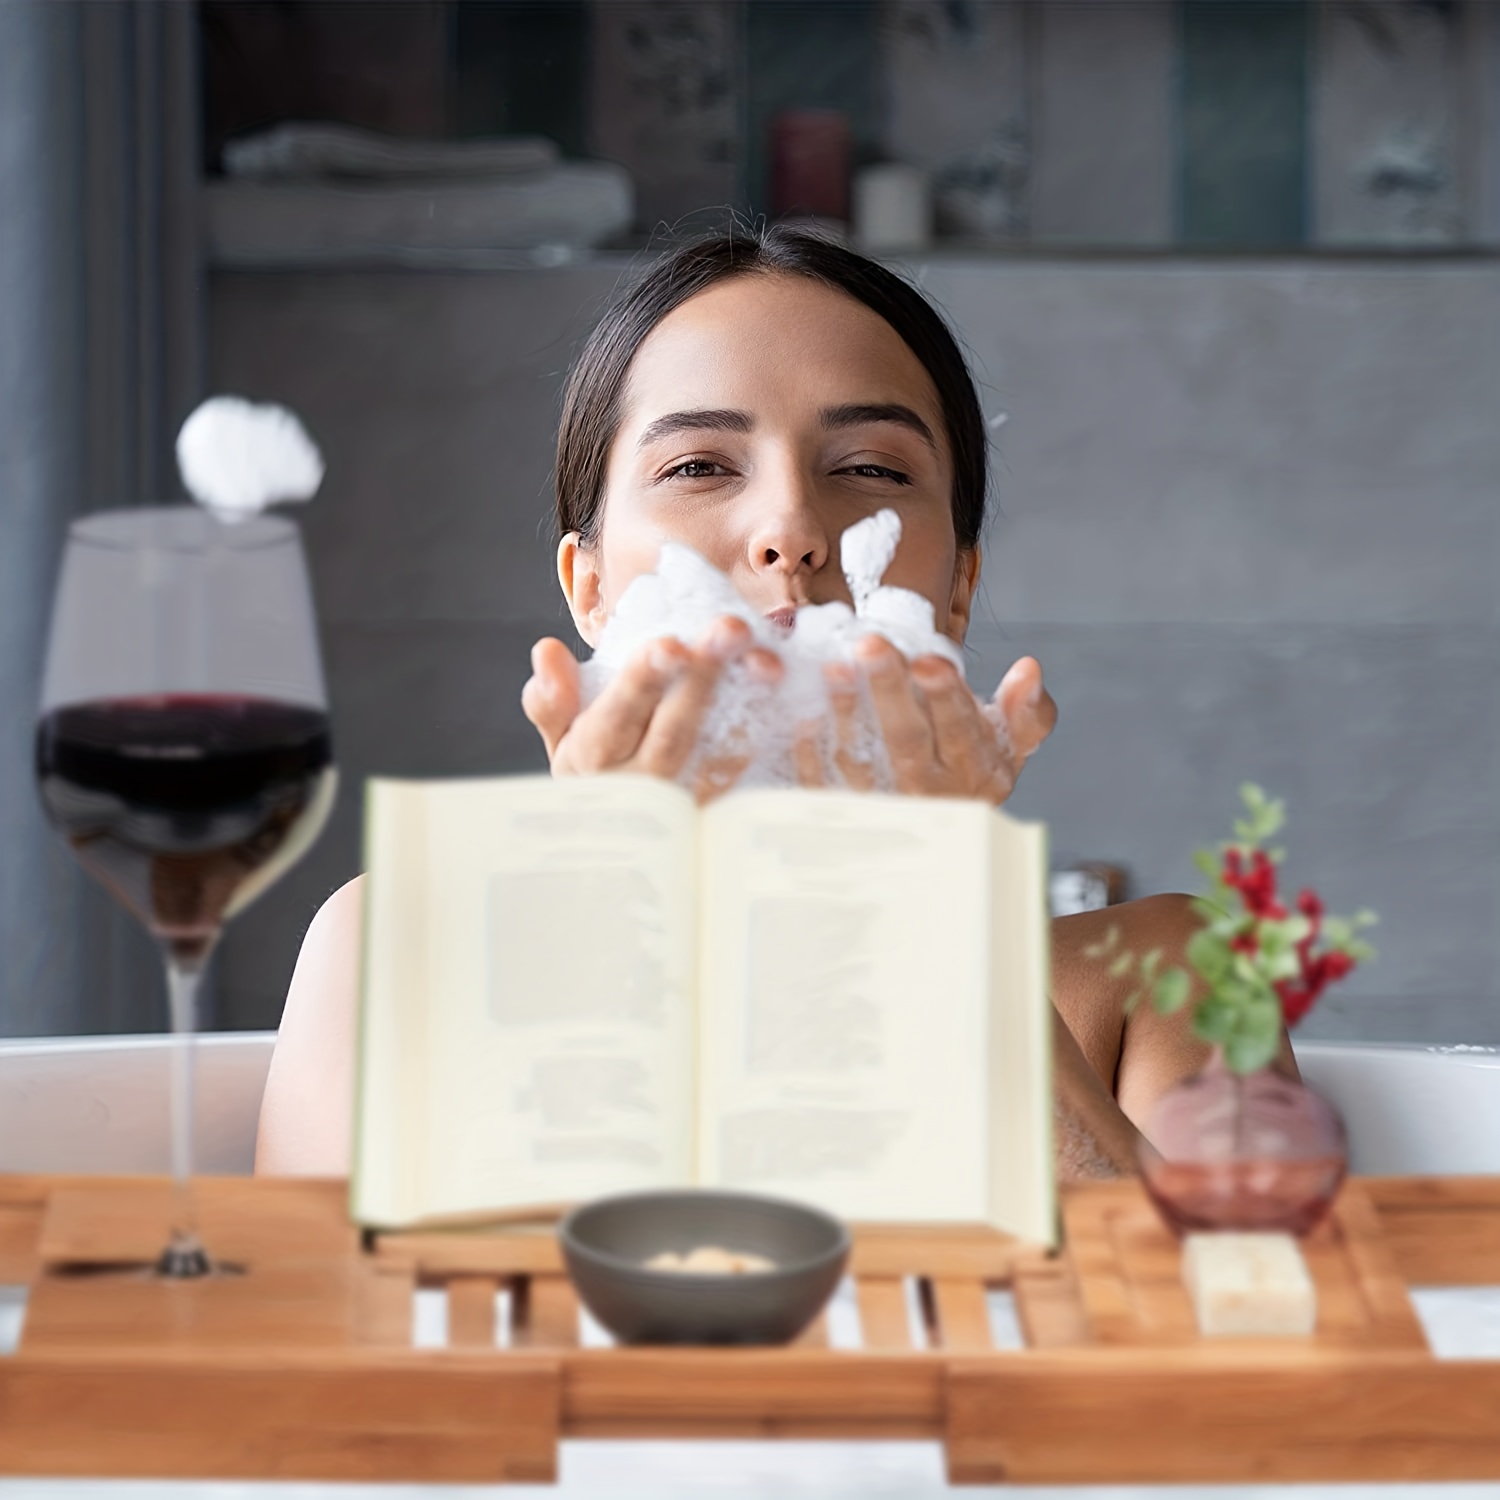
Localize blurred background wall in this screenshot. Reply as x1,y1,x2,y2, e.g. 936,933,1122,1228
3,0,1498,1045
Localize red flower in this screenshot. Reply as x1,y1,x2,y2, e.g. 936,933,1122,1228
1273,898,1357,1026
1275,980,1316,1026
1221,847,1287,919
1221,857,1357,1026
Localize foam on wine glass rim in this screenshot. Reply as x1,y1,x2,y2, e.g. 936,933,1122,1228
583,509,969,789
176,396,324,523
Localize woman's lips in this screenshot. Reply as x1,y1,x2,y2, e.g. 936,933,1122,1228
764,606,798,634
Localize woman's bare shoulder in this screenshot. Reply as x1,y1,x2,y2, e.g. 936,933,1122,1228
1051,892,1201,994
1050,893,1208,1113
253,874,366,1177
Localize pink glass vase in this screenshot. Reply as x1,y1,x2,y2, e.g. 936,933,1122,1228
1139,1054,1347,1236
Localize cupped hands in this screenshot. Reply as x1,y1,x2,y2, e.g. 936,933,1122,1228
521,617,1057,806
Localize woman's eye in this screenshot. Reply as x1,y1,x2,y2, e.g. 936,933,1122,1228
661,458,727,480
837,463,912,484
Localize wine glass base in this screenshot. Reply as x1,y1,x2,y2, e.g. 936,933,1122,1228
156,1231,213,1279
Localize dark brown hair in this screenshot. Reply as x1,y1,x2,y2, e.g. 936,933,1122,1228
555,224,988,550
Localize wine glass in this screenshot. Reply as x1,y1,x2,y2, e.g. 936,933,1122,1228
35,506,337,1276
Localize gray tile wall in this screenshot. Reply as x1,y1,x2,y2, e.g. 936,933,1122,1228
1029,2,1174,247
576,0,1493,249
1178,0,1310,248
881,0,1028,240
588,2,741,233
210,257,1500,1047
1312,0,1462,246
1481,3,1500,244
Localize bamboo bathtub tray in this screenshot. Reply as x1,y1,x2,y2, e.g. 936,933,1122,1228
2,1173,1500,1484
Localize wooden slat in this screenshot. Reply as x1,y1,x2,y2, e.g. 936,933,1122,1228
23,1260,378,1356
517,1274,579,1349
1012,1254,1088,1349
856,1275,913,1350
0,1176,57,1208
946,1350,1500,1485
375,1230,563,1278
562,1348,943,1438
849,1224,1023,1280
378,1222,1032,1283
1367,1176,1500,1214
38,1178,356,1266
0,1175,143,1208
1365,1177,1500,1287
0,1206,42,1283
0,1351,559,1482
446,1275,498,1348
792,1311,828,1348
931,1277,991,1352
356,1264,415,1347
22,1262,370,1352
1377,1209,1500,1288
1298,1222,1371,1337
1104,1210,1194,1339
1332,1182,1428,1347
1059,1190,1139,1344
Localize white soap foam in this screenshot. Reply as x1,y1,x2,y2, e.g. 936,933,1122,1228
176,396,324,522
582,509,970,790
840,506,901,609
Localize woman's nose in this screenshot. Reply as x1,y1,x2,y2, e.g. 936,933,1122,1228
746,477,831,577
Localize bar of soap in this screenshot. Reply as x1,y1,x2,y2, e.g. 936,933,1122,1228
1181,1232,1317,1336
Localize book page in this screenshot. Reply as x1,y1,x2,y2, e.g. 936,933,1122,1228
987,813,1056,1247
354,774,697,1226
696,789,993,1222
353,779,429,1225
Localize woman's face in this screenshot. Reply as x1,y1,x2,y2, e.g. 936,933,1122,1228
560,273,979,647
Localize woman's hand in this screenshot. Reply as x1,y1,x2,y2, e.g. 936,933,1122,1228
525,623,1054,808
794,637,1056,806
521,617,782,802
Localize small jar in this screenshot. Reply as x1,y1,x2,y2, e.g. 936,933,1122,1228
1139,1053,1347,1236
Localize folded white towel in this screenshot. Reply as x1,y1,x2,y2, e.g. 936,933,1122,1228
222,122,558,181
206,163,634,267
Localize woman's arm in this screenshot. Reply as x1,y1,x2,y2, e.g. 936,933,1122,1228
1051,1007,1144,1178
253,875,364,1175
1050,894,1210,1180
1048,892,1297,1181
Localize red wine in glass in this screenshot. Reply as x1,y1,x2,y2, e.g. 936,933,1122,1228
38,506,336,1277
36,694,335,968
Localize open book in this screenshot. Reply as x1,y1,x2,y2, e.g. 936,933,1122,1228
353,776,1054,1244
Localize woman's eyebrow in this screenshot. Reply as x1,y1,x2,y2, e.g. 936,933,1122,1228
820,403,937,451
636,408,753,448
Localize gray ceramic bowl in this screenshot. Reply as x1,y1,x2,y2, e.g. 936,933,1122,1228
559,1188,850,1346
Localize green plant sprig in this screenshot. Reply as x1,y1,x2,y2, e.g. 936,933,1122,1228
1084,785,1376,1075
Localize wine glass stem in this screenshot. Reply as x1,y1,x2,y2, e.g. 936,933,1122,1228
165,961,201,1243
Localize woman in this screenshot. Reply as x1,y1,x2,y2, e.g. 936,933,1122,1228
256,226,1214,1179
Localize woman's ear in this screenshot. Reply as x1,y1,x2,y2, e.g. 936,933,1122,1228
558,532,607,647
943,545,982,645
